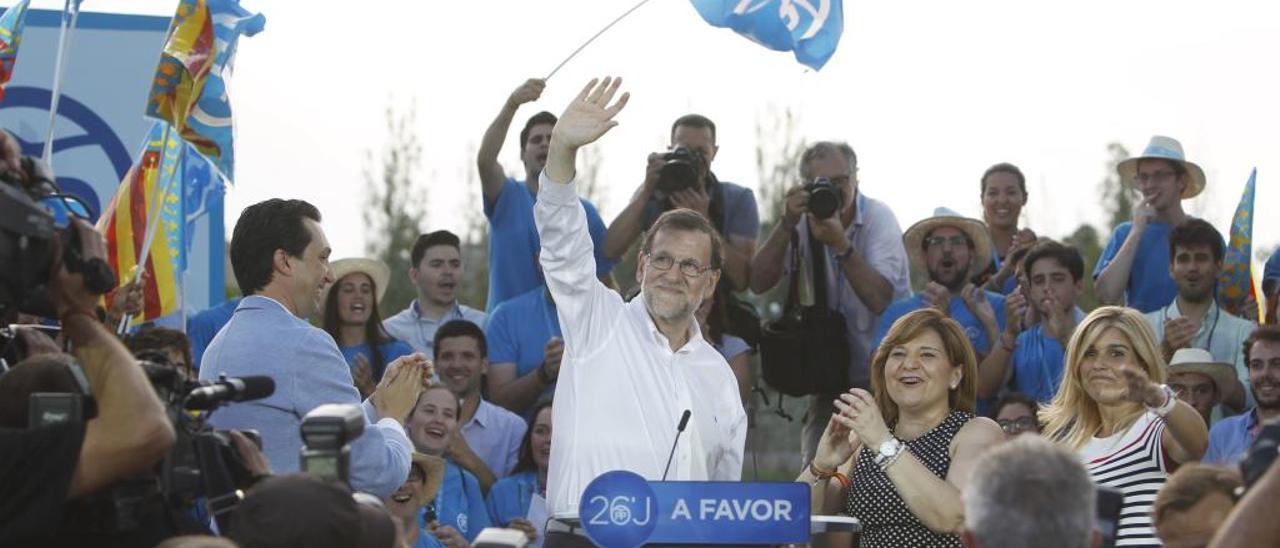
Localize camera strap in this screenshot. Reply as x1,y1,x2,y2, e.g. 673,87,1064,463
809,228,830,309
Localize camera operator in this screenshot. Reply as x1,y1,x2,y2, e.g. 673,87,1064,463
603,113,759,291
0,216,176,544
749,141,911,464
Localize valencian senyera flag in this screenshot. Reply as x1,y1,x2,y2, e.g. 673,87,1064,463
98,123,187,323
1218,168,1259,319
0,0,31,102
145,0,264,181
690,0,844,70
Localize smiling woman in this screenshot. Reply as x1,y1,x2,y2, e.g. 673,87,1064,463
1040,306,1209,547
799,308,1003,547
321,257,416,398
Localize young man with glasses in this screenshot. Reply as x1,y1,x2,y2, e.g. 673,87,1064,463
531,78,747,543
1095,135,1205,312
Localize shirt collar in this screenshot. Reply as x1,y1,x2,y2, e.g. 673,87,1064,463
411,299,462,321
466,398,493,429
1166,298,1221,320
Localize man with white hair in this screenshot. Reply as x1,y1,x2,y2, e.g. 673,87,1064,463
961,436,1099,548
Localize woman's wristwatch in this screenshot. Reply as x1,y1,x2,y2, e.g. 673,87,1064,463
1148,384,1178,418
874,437,905,470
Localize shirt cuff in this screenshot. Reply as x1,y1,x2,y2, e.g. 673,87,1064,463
538,169,579,206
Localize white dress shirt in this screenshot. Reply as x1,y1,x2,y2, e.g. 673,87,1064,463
535,170,748,519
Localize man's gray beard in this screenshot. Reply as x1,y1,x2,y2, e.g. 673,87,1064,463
644,289,700,324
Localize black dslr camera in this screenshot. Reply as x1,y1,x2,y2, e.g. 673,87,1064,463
300,403,365,486
804,176,843,220
656,145,707,194
0,155,116,319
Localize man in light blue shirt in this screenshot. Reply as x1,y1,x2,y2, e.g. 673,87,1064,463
1204,326,1280,464
201,199,424,498
434,320,526,483
1145,218,1254,416
476,78,614,314
1095,135,1205,313
485,285,561,415
750,141,911,464
384,230,486,355
978,240,1084,403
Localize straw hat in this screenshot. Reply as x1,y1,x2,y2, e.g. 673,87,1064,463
1167,348,1243,402
1116,135,1206,199
902,207,994,279
321,258,391,306
411,453,446,504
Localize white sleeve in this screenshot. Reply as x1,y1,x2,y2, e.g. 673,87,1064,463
534,170,623,356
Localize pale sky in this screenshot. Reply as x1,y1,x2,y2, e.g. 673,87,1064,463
43,0,1280,270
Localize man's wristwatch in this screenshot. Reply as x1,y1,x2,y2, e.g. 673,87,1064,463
873,437,904,468
835,241,855,262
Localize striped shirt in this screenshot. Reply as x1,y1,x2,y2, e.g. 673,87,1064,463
1079,412,1169,547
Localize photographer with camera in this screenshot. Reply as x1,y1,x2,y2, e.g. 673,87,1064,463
200,199,425,499
604,113,759,292
749,141,911,464
0,210,176,544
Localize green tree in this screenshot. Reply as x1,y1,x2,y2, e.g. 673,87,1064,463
751,105,806,319
363,103,427,316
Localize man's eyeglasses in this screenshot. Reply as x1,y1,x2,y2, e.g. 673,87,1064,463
645,254,714,278
997,416,1037,434
925,235,970,250
1133,170,1177,184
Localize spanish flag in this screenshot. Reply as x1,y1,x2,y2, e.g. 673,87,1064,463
98,123,185,322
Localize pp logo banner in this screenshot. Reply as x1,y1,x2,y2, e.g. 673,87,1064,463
579,471,658,547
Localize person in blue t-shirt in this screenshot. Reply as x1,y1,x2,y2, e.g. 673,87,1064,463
486,399,552,544
974,162,1037,297
485,284,561,415
476,77,614,313
978,240,1085,403
408,385,492,545
603,113,759,292
875,209,1007,413
320,258,415,398
385,453,447,548
1094,135,1207,313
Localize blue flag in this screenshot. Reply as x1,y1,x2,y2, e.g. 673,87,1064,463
690,0,843,70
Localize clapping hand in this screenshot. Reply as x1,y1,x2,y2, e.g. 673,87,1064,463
921,282,951,314
835,389,892,450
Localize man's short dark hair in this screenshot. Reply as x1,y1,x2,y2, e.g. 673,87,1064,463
411,230,461,269
980,162,1027,196
230,199,321,295
1169,218,1225,264
519,111,558,153
641,209,724,270
126,327,194,371
0,353,80,428
1022,240,1085,282
432,319,487,361
670,113,717,145
1244,325,1280,365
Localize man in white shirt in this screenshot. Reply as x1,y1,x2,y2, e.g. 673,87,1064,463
534,77,748,527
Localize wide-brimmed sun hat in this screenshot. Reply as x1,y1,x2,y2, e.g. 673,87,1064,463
322,258,391,306
1116,135,1206,199
903,207,994,279
410,453,446,505
1168,348,1243,403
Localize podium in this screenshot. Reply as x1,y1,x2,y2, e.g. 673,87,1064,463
572,471,862,547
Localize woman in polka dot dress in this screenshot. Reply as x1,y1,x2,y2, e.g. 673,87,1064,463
798,309,1004,547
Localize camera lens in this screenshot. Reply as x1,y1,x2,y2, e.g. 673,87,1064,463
807,178,842,220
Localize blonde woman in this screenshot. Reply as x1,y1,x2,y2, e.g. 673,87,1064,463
800,308,1002,547
1041,306,1208,547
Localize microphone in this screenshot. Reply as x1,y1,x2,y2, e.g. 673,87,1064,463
661,409,692,481
185,375,276,410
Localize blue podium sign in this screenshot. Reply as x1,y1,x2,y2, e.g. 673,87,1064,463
580,471,810,547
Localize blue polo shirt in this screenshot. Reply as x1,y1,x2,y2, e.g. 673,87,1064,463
339,340,415,382
873,291,1008,357
484,177,613,313
1093,221,1176,313
188,297,241,370
419,460,491,542
485,470,539,528
1011,327,1064,403
1203,409,1260,465
485,287,561,409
